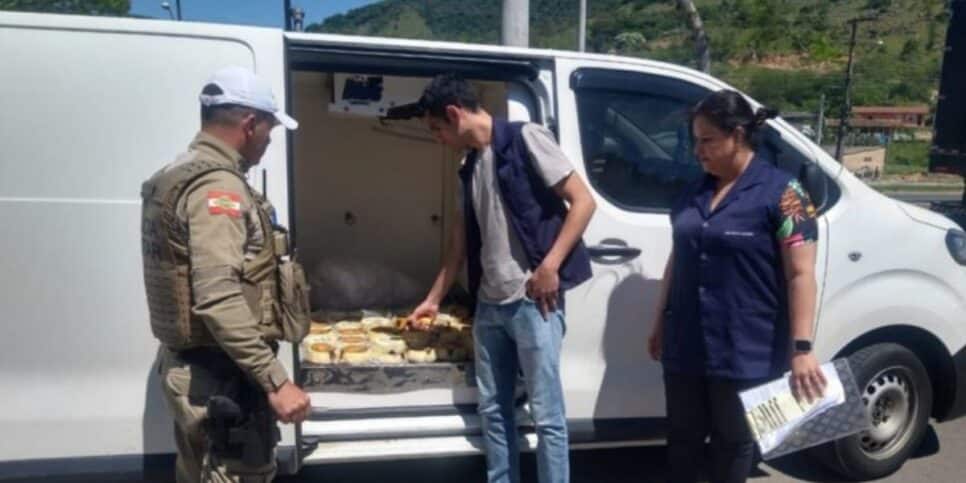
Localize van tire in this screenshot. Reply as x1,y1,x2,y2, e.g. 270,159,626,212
812,343,932,481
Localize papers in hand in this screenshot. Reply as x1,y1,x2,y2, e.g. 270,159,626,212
739,362,846,455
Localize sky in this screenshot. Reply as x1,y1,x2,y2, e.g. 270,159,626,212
129,0,381,28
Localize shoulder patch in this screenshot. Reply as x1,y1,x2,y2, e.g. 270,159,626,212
207,190,242,218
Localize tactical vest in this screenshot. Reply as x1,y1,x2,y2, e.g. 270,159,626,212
141,156,310,351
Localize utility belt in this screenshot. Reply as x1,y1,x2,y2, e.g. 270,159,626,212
175,346,281,466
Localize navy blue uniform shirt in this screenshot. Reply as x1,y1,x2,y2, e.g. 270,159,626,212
662,154,818,380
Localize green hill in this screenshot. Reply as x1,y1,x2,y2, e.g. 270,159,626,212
307,0,949,114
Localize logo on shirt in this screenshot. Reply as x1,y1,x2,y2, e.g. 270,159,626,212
207,190,242,218
724,231,756,237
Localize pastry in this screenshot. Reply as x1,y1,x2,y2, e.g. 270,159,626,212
340,344,372,364
361,316,393,330
336,326,365,337
335,320,363,331
405,347,437,363
302,332,336,349
309,322,333,335
369,332,407,354
393,317,411,330
337,334,368,345
305,342,336,364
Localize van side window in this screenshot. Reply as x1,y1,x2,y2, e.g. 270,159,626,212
759,127,841,213
575,87,703,212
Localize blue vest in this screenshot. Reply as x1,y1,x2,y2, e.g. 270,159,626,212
458,119,593,303
662,155,795,380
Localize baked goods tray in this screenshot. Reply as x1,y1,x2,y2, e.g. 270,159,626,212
300,361,476,393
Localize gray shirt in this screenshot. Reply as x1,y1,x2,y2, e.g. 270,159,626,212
459,123,576,304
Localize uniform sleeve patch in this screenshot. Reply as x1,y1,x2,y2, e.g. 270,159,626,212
207,190,242,218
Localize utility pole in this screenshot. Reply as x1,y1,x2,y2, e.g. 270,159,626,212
502,0,529,47
578,0,587,52
175,0,181,20
834,16,876,162
284,0,293,31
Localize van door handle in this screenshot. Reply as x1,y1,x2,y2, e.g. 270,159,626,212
588,246,642,257
587,239,641,259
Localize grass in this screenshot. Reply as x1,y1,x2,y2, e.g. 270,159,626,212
884,141,930,176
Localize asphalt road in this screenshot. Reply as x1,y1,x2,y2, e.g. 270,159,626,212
274,416,964,483
10,415,962,483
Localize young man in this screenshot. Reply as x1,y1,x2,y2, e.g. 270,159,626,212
409,74,596,483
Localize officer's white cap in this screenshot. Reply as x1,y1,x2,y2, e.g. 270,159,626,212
199,66,298,130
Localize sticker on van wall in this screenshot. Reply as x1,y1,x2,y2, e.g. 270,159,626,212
207,190,242,218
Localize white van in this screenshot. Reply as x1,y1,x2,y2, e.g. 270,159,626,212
2,11,965,481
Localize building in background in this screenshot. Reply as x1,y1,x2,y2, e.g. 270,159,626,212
824,145,887,179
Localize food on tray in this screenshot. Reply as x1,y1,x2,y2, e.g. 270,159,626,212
336,327,365,337
335,320,363,331
305,342,336,364
406,347,437,363
337,334,368,345
309,322,333,335
301,305,477,365
341,344,372,364
361,316,394,330
369,332,408,354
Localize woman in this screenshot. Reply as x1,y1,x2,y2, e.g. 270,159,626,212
648,90,827,483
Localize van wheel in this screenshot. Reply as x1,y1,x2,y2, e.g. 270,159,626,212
813,343,932,480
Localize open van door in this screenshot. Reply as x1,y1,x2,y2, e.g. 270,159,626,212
283,33,555,466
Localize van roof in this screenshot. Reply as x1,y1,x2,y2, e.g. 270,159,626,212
0,10,721,90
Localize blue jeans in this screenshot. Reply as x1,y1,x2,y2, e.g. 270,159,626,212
474,297,569,483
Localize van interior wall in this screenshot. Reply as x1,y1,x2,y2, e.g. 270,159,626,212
291,71,507,311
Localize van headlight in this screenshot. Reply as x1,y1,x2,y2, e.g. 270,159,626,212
947,229,966,265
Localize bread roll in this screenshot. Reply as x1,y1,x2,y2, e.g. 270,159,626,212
361,316,393,330
405,347,437,363
337,334,368,346
305,342,336,364
309,322,333,335
369,333,407,354
340,344,372,364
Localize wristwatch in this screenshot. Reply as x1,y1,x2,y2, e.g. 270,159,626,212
793,339,813,354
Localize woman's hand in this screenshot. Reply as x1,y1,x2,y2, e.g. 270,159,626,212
790,352,827,404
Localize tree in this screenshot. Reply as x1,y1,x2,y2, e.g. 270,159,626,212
675,0,710,73
0,0,129,16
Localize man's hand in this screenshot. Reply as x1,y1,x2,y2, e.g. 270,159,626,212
647,323,663,361
408,300,439,331
527,263,560,319
790,352,827,404
268,381,311,424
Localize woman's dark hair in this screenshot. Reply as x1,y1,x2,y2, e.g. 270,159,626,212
691,89,779,146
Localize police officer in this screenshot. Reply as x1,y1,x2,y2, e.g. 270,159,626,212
141,66,311,483
648,90,827,483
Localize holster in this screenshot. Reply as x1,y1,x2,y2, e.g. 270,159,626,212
187,348,281,467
